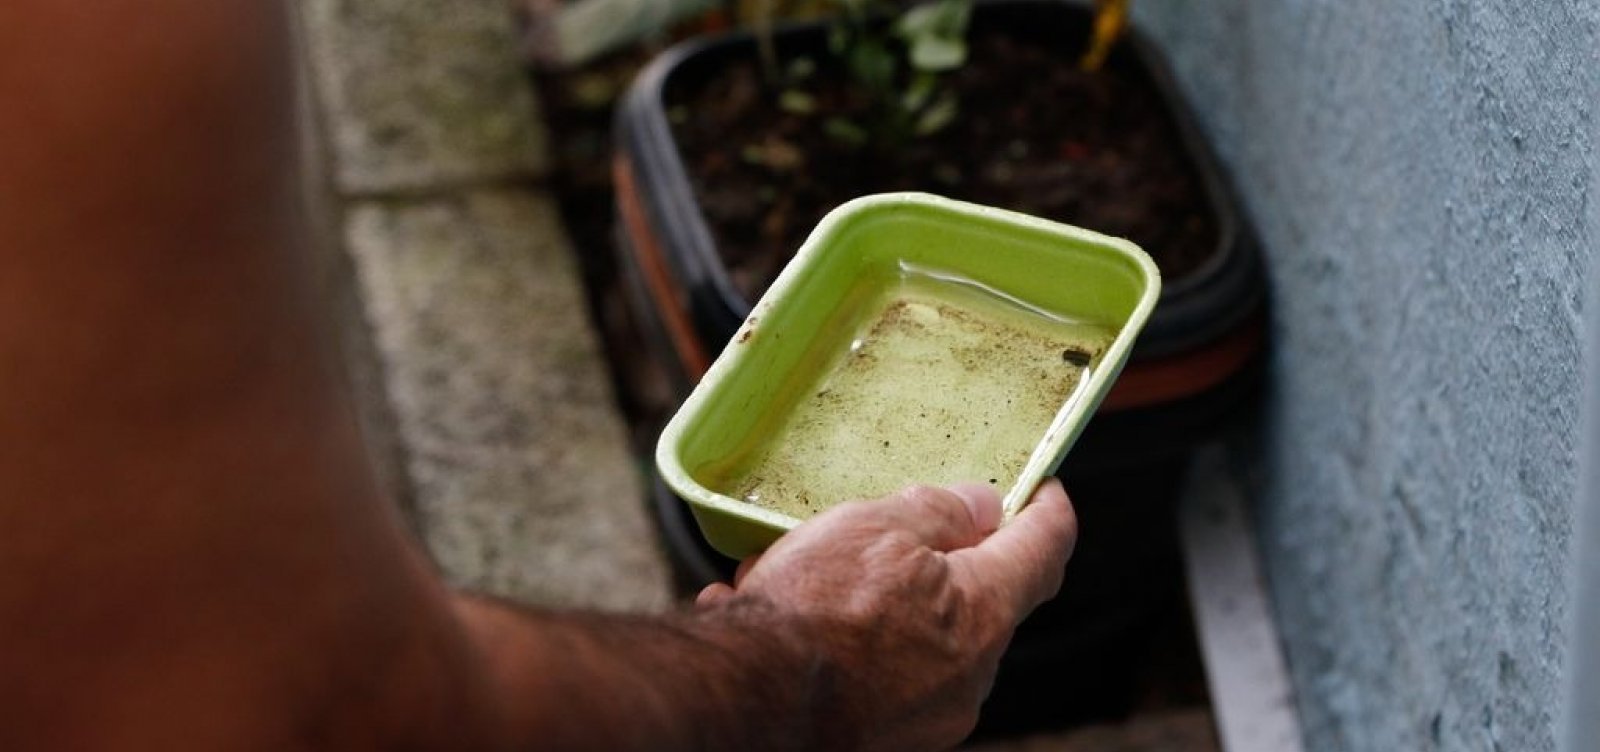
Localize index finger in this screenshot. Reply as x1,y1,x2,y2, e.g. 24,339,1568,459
948,478,1078,618
828,483,1001,553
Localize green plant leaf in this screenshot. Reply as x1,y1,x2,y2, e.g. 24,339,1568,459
828,23,847,55
914,92,959,136
779,89,817,114
740,138,805,171
823,117,869,148
900,72,937,112
908,36,967,72
848,39,896,92
786,55,817,81
895,3,944,38
895,0,972,40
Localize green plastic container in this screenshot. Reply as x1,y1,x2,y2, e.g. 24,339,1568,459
655,193,1161,559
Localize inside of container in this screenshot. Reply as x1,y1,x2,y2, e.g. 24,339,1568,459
674,199,1153,507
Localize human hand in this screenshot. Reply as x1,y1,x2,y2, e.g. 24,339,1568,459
696,479,1078,751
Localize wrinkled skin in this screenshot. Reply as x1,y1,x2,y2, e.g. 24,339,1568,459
698,481,1078,751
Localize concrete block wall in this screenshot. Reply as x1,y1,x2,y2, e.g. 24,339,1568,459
1131,1,1600,749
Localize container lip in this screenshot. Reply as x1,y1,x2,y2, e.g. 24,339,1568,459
617,28,755,327
616,0,1260,358
655,192,1162,529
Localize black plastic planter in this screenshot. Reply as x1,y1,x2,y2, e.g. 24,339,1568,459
610,1,1260,733
614,0,1268,463
610,0,1273,557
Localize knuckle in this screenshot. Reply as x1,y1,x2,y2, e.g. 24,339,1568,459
820,499,882,529
899,484,964,519
873,529,922,555
829,499,868,517
896,484,946,505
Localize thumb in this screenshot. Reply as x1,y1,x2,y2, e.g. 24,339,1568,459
695,582,736,607
950,478,1077,617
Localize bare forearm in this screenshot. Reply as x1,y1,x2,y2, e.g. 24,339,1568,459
454,594,842,752
0,2,490,747
0,2,1074,749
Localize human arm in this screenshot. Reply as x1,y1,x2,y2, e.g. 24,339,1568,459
0,1,496,746
454,481,1076,752
0,1,1075,749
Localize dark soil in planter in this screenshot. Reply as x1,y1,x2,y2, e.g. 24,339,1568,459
668,32,1218,302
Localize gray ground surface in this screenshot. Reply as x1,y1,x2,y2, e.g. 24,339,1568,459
295,0,671,613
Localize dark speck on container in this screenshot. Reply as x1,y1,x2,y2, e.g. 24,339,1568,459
1062,348,1092,367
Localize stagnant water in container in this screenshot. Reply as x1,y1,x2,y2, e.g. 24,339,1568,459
717,269,1115,519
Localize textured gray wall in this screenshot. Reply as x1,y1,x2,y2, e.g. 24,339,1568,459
1128,1,1600,749
1567,264,1600,751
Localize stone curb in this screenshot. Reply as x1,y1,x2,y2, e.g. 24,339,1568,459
345,190,671,612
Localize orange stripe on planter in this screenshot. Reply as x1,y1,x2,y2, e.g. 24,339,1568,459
1102,314,1266,412
613,155,712,380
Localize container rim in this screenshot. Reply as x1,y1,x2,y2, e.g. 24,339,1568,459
655,192,1162,530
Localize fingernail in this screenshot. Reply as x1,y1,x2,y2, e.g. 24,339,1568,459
947,482,1002,532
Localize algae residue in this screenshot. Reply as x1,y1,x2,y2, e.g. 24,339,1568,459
721,277,1112,519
